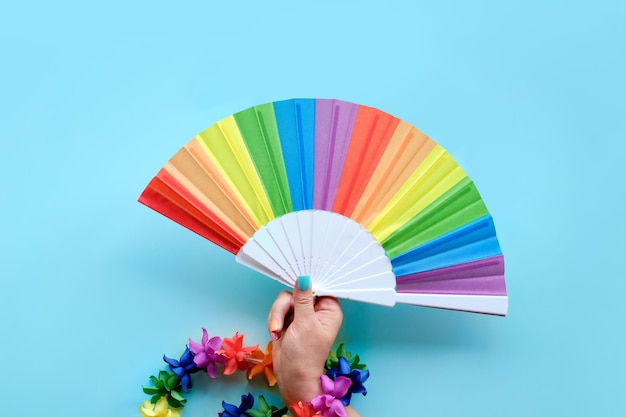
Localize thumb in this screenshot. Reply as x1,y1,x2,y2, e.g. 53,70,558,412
293,275,315,322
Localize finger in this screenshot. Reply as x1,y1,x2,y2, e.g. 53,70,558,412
267,290,293,340
314,296,342,314
314,296,343,334
283,309,295,329
293,275,315,324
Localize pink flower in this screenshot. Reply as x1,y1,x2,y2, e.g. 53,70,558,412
309,395,346,417
309,375,352,417
320,375,352,398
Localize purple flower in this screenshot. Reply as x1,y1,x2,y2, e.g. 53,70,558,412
163,346,198,392
321,374,352,398
325,357,370,405
219,393,254,417
310,375,351,417
189,328,225,378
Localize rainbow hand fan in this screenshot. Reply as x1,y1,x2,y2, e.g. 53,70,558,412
139,99,507,315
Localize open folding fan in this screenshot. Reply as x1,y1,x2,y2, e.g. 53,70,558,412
139,99,507,315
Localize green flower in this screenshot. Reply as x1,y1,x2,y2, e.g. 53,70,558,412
142,370,188,409
325,344,368,371
245,395,287,417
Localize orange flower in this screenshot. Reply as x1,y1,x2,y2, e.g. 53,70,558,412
289,401,318,417
246,341,276,386
217,332,258,375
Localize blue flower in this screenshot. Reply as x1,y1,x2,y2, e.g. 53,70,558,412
219,393,254,417
163,346,199,392
325,356,370,405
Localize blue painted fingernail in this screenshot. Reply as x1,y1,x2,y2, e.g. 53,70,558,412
297,275,311,291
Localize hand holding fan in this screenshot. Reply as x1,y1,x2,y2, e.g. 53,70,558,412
139,99,507,315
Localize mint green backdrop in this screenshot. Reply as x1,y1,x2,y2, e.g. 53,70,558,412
1,1,624,416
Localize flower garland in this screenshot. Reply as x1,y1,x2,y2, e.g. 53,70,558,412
140,328,369,417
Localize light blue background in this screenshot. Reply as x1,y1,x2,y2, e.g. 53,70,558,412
1,1,624,416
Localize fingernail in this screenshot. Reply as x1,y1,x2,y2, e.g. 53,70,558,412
297,275,311,291
270,332,279,341
270,318,279,332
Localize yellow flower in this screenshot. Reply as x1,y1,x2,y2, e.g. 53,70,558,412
139,396,182,417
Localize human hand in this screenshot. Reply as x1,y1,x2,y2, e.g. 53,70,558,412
267,276,343,406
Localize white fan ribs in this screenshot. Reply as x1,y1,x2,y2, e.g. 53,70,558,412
236,210,397,306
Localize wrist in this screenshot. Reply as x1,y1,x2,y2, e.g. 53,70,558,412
278,374,323,406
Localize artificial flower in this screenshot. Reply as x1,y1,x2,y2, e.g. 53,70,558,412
309,375,352,417
217,332,258,375
219,393,254,417
188,328,225,378
289,401,318,417
246,341,277,386
139,396,181,417
310,395,347,417
143,370,187,409
325,357,369,405
325,344,367,371
320,374,352,398
245,395,288,417
163,346,198,392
